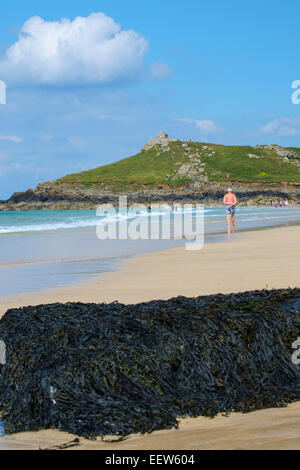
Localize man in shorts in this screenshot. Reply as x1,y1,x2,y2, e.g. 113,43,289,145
223,188,237,233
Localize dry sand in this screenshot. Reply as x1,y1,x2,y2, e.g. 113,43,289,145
1,402,300,450
1,225,300,450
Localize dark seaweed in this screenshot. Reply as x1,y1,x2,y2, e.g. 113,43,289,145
0,288,299,438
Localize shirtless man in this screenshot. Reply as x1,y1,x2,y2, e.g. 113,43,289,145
223,188,237,233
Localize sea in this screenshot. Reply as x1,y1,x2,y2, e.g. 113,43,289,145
0,205,300,296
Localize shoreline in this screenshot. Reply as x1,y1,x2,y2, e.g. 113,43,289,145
1,223,300,315
1,201,300,213
1,205,300,297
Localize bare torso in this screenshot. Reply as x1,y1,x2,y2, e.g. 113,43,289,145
223,192,237,206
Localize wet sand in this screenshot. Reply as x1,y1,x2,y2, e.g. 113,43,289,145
1,225,300,449
1,225,300,314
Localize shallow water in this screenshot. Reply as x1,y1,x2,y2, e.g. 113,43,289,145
0,205,300,235
0,206,300,296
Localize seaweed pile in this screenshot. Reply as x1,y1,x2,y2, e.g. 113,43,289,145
0,288,299,438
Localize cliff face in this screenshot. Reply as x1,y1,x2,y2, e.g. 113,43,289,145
1,181,300,211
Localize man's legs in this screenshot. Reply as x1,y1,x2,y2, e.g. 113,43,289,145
231,212,235,231
227,214,231,233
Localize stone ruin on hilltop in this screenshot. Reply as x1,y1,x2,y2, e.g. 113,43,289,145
142,132,177,152
141,132,210,186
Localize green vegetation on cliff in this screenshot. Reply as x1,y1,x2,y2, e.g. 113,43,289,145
57,139,300,191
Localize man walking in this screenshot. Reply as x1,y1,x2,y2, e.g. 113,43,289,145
223,188,237,233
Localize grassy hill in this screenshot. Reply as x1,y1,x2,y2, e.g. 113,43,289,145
56,140,300,191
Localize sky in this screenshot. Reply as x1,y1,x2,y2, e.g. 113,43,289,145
0,0,300,199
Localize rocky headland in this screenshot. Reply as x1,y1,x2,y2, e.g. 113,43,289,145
1,133,300,211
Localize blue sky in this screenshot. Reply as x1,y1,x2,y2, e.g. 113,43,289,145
0,0,299,199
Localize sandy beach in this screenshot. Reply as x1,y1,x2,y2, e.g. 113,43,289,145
1,224,300,314
1,224,300,450
2,0,300,453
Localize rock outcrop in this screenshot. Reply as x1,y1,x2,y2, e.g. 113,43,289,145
1,181,300,211
142,132,177,152
256,145,300,167
248,154,264,159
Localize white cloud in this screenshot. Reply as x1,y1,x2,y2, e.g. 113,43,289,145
179,118,222,134
0,12,149,85
261,115,300,136
0,135,22,143
149,62,172,80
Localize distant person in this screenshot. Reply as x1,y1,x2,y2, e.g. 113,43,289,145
223,188,237,233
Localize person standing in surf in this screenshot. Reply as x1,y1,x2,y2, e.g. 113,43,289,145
223,188,237,233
